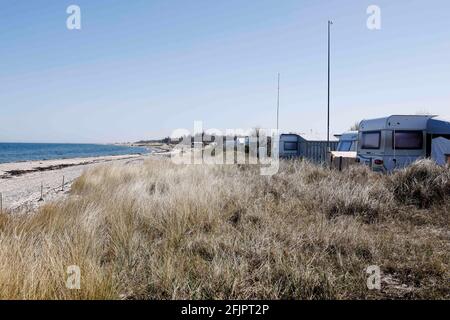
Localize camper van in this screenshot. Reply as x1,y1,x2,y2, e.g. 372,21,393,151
279,134,302,158
329,131,358,166
357,115,450,171
335,131,358,152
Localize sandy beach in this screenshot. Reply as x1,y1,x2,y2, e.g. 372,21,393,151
0,154,148,212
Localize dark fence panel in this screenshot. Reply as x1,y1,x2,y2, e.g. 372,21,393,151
299,141,338,163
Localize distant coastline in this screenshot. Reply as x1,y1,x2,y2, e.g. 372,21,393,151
0,142,176,213
0,142,150,164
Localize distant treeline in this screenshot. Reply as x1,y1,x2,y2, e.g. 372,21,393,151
135,128,270,146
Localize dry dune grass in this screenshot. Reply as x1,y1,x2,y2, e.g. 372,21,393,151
0,158,448,299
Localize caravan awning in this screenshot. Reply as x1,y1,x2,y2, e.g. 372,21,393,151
431,137,450,166
427,119,450,135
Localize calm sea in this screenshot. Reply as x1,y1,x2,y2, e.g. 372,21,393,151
0,143,149,164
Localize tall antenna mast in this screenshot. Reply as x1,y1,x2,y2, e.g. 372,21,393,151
327,20,333,151
277,72,280,131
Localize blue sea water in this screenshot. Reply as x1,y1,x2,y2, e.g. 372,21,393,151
0,143,149,164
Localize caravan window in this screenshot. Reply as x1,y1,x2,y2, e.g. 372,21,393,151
361,131,380,149
338,141,352,151
393,131,423,150
284,141,298,151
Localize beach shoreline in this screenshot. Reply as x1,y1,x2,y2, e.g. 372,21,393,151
0,154,149,213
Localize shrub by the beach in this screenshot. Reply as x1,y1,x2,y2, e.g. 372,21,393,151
297,164,393,222
387,159,450,208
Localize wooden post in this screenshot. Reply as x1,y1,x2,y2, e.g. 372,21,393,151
39,182,44,201
339,156,343,171
62,175,65,191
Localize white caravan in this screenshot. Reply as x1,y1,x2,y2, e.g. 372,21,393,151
330,131,358,160
335,131,358,152
357,115,450,172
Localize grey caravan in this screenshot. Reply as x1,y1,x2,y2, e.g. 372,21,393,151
279,134,303,158
357,115,450,172
335,131,358,152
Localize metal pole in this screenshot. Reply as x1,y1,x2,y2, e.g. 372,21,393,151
277,72,280,131
327,21,333,152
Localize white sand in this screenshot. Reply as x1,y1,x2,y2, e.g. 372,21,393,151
0,154,147,212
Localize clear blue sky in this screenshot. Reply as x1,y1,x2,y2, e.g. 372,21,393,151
1,0,449,143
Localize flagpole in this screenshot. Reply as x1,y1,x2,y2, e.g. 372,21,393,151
327,20,333,151
277,72,280,131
